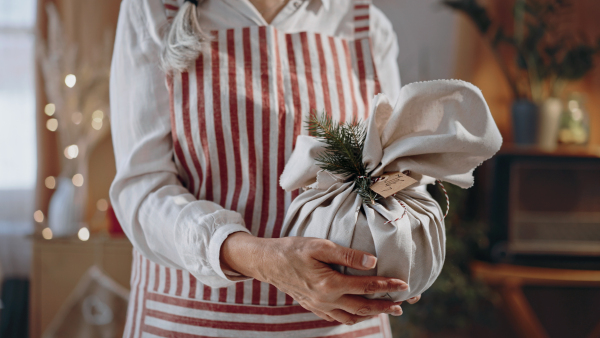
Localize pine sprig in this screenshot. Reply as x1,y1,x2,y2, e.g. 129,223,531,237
307,112,380,204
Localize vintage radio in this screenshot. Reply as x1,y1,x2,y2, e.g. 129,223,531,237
489,150,600,257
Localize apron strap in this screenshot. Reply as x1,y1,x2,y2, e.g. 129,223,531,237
161,0,181,21
353,0,371,40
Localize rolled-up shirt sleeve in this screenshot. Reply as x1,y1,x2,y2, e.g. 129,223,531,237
109,0,250,288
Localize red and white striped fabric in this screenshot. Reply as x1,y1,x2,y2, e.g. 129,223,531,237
127,252,392,337
125,1,391,336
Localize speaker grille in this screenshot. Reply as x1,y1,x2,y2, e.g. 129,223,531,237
515,220,600,242
509,161,600,255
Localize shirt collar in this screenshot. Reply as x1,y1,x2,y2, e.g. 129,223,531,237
222,0,331,26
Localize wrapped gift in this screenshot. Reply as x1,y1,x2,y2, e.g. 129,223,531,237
279,80,502,302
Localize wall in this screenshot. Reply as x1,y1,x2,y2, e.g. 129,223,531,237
453,0,600,147
373,0,459,84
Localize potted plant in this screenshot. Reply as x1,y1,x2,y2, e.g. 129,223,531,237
442,0,599,147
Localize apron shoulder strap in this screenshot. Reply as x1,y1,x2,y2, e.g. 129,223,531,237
353,0,371,40
161,0,182,21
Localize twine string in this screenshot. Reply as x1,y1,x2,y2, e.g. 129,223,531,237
384,201,408,225
436,180,450,219
385,181,450,225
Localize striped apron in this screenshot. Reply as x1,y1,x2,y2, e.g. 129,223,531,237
125,1,392,336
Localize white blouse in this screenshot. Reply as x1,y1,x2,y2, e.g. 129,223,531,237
109,0,402,288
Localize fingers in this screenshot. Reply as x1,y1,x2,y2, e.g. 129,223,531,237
312,309,335,322
338,275,408,295
328,309,376,326
313,241,378,271
338,295,403,317
406,294,421,304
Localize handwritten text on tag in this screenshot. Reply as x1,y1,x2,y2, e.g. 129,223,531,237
370,172,418,198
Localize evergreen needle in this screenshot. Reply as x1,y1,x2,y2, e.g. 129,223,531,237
306,112,380,204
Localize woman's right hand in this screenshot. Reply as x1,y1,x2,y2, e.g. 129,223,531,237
221,232,408,325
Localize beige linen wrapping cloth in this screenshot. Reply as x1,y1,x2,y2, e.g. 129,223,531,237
279,80,503,302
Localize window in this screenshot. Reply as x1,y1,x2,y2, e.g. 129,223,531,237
0,0,38,232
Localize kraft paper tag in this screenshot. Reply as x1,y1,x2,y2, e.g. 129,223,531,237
370,172,418,198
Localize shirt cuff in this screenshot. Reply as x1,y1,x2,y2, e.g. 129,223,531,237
208,224,252,281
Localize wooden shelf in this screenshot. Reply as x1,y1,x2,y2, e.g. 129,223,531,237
498,143,600,158
471,261,600,338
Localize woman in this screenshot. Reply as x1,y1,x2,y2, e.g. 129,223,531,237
110,0,420,336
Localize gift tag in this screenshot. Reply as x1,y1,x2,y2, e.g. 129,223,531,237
370,172,418,198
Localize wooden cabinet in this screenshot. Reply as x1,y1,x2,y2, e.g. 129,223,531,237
30,237,132,338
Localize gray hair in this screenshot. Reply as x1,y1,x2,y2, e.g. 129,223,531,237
161,1,211,73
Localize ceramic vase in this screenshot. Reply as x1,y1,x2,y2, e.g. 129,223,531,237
48,176,86,237
537,97,562,151
511,99,539,145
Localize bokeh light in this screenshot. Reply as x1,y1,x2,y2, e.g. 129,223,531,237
96,199,109,212
64,144,79,159
91,119,103,130
72,173,84,187
46,118,58,132
44,103,55,116
78,227,90,241
42,227,53,240
92,110,104,120
34,210,44,223
45,176,56,189
65,74,76,88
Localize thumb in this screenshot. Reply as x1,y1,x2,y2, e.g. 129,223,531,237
315,241,377,271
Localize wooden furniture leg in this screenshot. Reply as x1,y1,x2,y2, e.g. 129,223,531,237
501,282,548,338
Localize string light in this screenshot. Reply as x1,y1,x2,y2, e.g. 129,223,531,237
71,112,82,125
65,74,76,88
91,119,103,130
92,110,104,120
45,176,56,189
64,145,79,159
42,227,53,240
91,110,104,130
78,227,90,241
46,118,58,132
96,199,109,212
44,103,56,116
34,210,44,223
72,173,84,187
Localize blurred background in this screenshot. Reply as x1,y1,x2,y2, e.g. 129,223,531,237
0,0,599,337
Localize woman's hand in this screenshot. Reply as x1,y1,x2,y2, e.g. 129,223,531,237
221,232,408,325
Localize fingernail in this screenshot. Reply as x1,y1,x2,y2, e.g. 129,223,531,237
362,255,377,268
396,282,409,291
392,307,403,316
390,305,402,314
